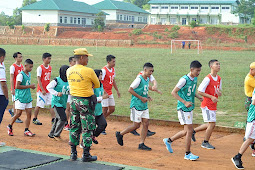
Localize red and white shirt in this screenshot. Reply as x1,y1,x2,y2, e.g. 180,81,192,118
101,66,115,95
198,74,222,110
0,62,6,95
37,64,52,93
10,63,24,90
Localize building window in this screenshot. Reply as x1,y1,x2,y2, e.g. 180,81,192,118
124,15,127,21
74,17,76,24
132,16,134,21
191,6,198,9
192,18,197,21
60,16,63,23
180,6,188,9
211,7,219,9
64,17,67,23
91,19,94,25
117,15,119,20
78,18,80,24
120,15,122,20
70,17,73,24
161,6,168,9
201,7,209,9
171,6,178,9
151,6,159,9
222,7,230,9
138,17,143,22
82,18,86,25
129,16,132,21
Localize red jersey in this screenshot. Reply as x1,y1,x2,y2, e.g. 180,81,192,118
37,64,52,93
101,66,115,95
201,74,221,110
11,63,24,90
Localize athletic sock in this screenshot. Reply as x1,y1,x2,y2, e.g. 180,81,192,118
25,128,28,131
8,124,12,129
204,140,208,143
51,118,55,122
193,130,196,133
33,118,37,121
186,151,191,155
168,138,173,143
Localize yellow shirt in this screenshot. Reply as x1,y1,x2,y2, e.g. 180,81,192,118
244,73,255,97
67,64,100,97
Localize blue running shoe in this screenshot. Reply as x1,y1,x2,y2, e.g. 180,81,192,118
184,153,199,161
9,109,14,117
163,138,173,153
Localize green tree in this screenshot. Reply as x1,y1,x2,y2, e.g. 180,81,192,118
233,0,255,23
124,0,150,8
13,8,22,25
93,12,105,32
22,0,37,7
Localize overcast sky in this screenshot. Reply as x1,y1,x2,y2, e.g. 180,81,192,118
0,0,23,16
0,0,124,16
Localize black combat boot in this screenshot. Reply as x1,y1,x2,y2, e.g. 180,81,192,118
81,147,97,162
70,145,77,161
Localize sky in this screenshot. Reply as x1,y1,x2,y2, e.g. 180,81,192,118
0,0,124,16
0,0,23,16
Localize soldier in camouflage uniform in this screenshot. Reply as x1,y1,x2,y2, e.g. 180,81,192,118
66,48,100,162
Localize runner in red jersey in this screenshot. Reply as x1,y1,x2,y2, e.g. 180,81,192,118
192,60,222,150
33,53,55,125
101,55,120,135
9,52,24,123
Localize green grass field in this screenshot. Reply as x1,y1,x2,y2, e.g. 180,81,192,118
1,45,253,127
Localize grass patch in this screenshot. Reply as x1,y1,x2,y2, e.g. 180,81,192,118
1,45,251,127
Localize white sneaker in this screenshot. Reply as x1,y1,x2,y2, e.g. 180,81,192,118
0,142,6,147
252,150,255,157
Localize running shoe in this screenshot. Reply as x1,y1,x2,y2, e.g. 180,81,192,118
101,130,107,135
231,156,244,169
184,153,199,161
130,130,140,136
15,118,23,123
163,138,173,153
33,118,42,125
252,150,255,157
201,141,215,149
64,124,70,131
92,136,98,144
138,143,152,151
115,131,123,146
147,130,156,137
24,130,35,137
7,126,13,136
8,109,14,117
0,142,5,147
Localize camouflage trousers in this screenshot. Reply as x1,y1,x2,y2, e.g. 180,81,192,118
69,97,96,148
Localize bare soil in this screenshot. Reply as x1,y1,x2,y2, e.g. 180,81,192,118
1,110,254,170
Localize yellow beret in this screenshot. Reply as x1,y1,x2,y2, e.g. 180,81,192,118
250,62,255,69
73,48,93,56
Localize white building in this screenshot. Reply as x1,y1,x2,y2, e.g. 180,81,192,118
148,0,250,25
21,0,106,27
75,0,123,5
93,0,150,24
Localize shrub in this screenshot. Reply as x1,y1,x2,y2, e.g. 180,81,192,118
21,25,25,31
44,23,50,32
171,25,180,31
244,35,248,43
190,21,198,28
252,18,255,26
169,31,179,39
153,31,162,39
164,28,169,32
93,12,105,32
6,21,15,29
132,29,143,35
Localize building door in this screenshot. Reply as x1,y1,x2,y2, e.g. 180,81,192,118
182,18,186,25
82,18,86,27
161,18,166,25
170,18,177,25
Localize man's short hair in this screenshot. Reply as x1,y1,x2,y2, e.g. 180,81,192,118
208,59,218,67
0,48,6,57
13,52,22,59
106,55,115,62
42,53,51,59
25,59,33,64
190,60,202,68
143,62,154,68
69,56,75,63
